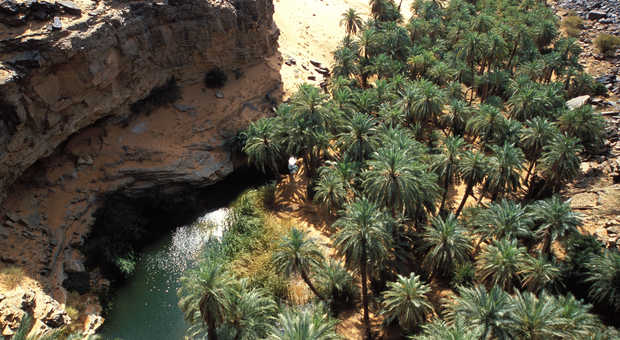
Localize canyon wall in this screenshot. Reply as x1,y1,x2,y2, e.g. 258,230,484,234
0,0,281,335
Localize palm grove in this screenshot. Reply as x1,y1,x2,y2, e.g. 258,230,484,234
178,0,620,339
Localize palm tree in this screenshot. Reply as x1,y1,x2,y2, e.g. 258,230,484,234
179,262,234,340
518,254,561,293
409,79,447,125
552,294,598,338
273,228,326,301
474,199,532,243
455,151,488,217
466,104,504,147
433,136,466,213
507,291,565,340
584,249,620,312
314,170,348,215
414,318,480,340
268,307,340,340
476,238,527,292
557,105,605,154
334,198,392,339
538,134,583,193
332,47,360,79
445,285,513,340
483,143,524,201
340,8,364,36
242,118,283,175
382,273,433,331
317,259,358,308
337,112,378,163
529,196,581,257
226,280,278,340
423,214,473,277
363,144,439,219
519,117,558,186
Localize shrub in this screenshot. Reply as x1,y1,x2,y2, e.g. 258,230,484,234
259,181,278,210
567,72,608,98
115,253,136,277
562,15,583,38
594,33,620,57
451,261,476,288
130,77,181,115
204,67,228,88
0,266,25,290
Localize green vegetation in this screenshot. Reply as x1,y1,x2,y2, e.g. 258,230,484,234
183,0,618,338
561,15,583,38
594,33,620,57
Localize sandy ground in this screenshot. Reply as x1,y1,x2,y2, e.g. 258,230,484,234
272,0,415,97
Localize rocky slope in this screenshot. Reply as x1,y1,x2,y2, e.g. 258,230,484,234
0,0,280,336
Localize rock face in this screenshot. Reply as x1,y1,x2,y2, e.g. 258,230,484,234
0,0,281,334
0,0,279,204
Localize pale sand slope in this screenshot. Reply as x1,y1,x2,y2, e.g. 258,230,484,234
272,0,415,96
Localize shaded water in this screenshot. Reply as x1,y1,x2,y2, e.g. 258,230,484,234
99,209,229,340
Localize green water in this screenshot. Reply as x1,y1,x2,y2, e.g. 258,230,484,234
99,209,228,340
98,234,187,340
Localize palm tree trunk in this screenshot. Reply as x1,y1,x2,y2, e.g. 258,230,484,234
207,313,218,340
542,233,551,258
455,184,472,217
480,324,489,340
361,241,372,340
301,268,325,301
439,174,450,215
524,160,536,188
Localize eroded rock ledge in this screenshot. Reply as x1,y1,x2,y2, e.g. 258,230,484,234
0,0,280,335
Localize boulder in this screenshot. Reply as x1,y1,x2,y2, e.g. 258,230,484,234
587,10,608,20
566,95,590,110
56,0,81,15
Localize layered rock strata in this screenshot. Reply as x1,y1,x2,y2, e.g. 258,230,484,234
0,0,280,335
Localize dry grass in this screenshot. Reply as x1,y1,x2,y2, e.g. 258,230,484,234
0,266,25,290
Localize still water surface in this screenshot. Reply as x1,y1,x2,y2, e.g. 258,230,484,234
99,209,228,340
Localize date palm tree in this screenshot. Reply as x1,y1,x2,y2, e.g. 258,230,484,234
226,280,278,340
268,307,340,340
382,273,433,331
538,134,583,193
414,318,480,340
483,143,524,201
409,79,447,125
584,249,620,312
242,118,283,175
273,228,326,301
519,117,558,186
529,196,581,257
445,285,513,340
507,291,565,340
334,198,392,339
455,151,489,217
179,262,234,340
433,136,466,213
340,8,364,37
517,254,561,293
476,238,527,292
314,170,348,215
423,214,473,277
474,199,532,244
337,112,378,163
363,144,439,219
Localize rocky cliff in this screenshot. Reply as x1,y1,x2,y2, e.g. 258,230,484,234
0,0,281,335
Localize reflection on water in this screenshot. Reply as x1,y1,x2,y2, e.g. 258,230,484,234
99,208,228,340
